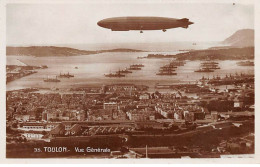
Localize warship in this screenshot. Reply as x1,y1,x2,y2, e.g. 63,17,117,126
156,71,177,75
160,66,177,70
194,68,214,72
207,73,254,85
159,68,176,72
169,61,186,66
130,64,144,68
201,61,218,65
236,61,254,66
59,72,74,78
202,67,220,70
116,68,133,74
129,66,142,70
104,71,125,78
44,76,60,82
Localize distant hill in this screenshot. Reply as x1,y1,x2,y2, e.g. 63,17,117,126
174,47,254,60
6,46,144,57
147,47,254,60
99,48,144,52
222,29,254,47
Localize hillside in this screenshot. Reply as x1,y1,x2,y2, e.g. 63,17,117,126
173,47,254,60
147,47,254,60
6,46,144,57
99,48,144,52
222,29,254,47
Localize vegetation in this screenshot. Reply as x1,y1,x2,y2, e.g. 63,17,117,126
6,46,144,57
147,47,254,60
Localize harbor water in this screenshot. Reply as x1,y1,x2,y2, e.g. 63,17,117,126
6,51,254,91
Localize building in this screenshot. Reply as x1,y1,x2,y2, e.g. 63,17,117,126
193,112,205,120
135,121,164,129
139,93,150,100
103,102,118,110
234,99,244,108
22,132,44,140
46,123,59,131
18,123,45,131
211,111,218,122
65,124,82,136
184,112,195,122
104,84,137,95
49,124,66,136
14,114,30,122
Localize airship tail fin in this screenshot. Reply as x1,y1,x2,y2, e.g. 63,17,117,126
179,18,189,22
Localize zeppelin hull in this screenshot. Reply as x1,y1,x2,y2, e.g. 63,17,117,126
97,17,193,31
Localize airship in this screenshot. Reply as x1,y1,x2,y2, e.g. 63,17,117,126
97,16,193,33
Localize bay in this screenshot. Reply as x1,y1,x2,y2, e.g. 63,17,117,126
6,51,254,91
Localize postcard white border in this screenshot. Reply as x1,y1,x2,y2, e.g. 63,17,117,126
0,0,259,164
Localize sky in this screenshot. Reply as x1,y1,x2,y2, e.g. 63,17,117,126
6,2,254,46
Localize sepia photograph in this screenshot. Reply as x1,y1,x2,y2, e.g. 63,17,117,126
3,0,257,161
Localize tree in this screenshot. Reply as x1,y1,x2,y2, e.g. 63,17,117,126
42,131,47,135
12,123,18,128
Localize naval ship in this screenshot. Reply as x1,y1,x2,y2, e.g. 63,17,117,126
116,68,133,74
169,61,186,66
201,61,219,65
156,70,177,76
44,76,60,82
104,71,125,78
59,72,74,78
129,66,142,70
194,68,214,72
130,64,144,67
236,61,254,66
159,68,176,72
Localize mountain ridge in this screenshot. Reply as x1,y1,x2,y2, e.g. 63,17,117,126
222,29,254,47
